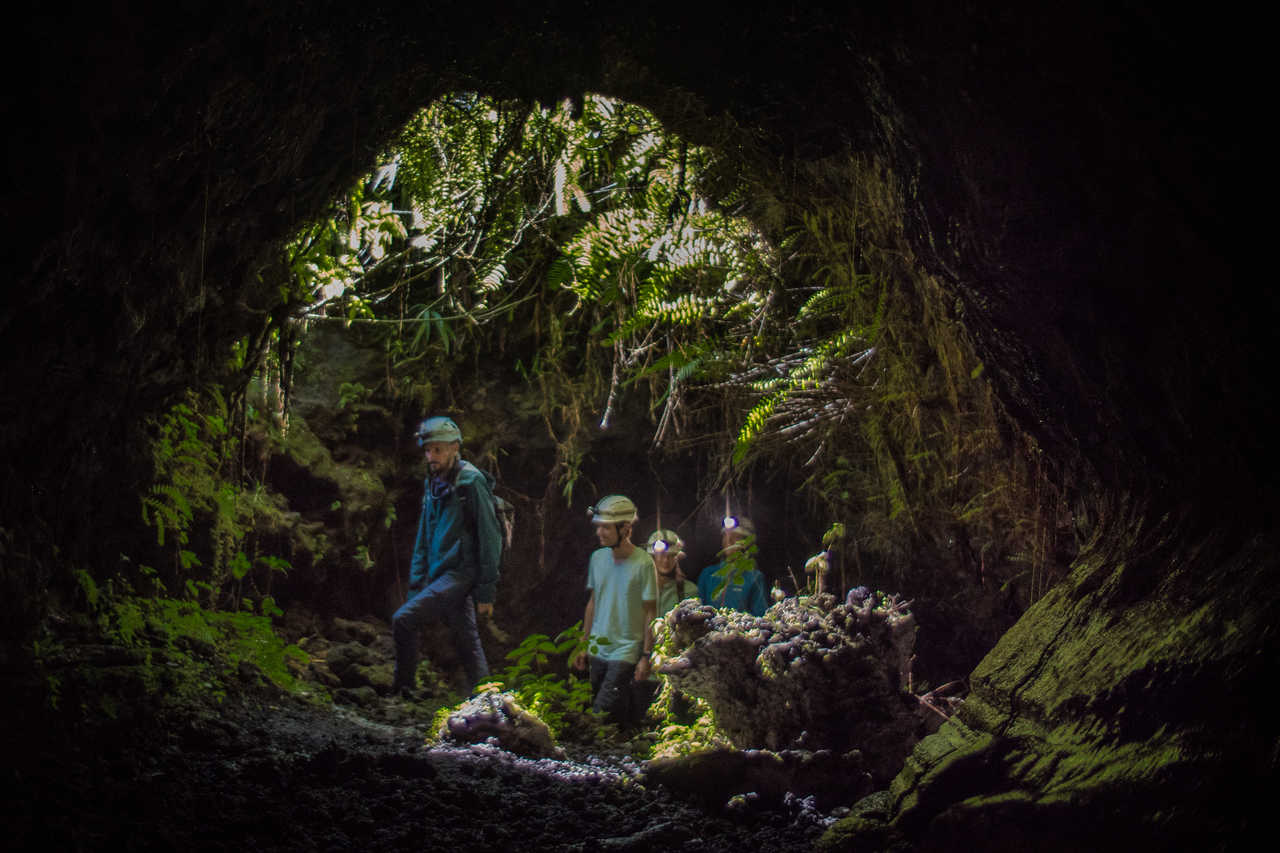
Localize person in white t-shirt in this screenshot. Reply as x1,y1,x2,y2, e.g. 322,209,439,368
572,494,656,724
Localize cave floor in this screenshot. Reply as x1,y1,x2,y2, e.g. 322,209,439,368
4,684,832,852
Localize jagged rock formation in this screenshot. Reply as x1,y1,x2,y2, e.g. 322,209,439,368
839,532,1279,850
2,4,1272,850
657,591,919,783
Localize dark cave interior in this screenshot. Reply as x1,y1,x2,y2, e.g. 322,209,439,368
1,3,1273,850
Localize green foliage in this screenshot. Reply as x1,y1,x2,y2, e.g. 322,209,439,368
229,550,251,580
645,617,731,759
35,582,321,720
646,697,727,761
279,91,775,493
687,167,1068,612
730,270,886,464
130,596,311,696
256,554,291,575
140,391,235,563
73,568,100,608
712,536,761,602
337,381,369,409
132,389,301,617
492,623,597,738
141,397,223,548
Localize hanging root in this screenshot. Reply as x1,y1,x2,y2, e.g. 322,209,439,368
916,679,966,721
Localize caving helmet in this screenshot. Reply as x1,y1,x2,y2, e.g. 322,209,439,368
415,416,462,446
646,528,684,556
588,494,638,525
722,515,755,538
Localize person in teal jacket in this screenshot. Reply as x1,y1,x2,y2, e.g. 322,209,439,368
696,515,768,617
391,416,502,697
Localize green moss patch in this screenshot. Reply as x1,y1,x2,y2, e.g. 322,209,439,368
36,595,323,723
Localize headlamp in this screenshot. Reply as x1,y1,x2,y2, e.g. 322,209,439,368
651,539,670,554
723,516,740,531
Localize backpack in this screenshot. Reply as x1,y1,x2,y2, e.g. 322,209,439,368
492,493,515,560
457,468,515,566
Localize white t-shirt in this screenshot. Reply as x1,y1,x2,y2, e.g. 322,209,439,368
586,546,656,663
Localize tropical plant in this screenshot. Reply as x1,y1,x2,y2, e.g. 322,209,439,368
493,622,597,738
135,388,300,615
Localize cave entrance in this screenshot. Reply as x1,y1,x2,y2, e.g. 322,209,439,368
253,88,835,644
194,87,1065,700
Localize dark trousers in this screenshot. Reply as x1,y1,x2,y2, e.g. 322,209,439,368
392,571,489,694
589,657,638,724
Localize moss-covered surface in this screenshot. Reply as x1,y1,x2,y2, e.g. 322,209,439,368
34,596,321,721
274,415,388,515
823,525,1278,849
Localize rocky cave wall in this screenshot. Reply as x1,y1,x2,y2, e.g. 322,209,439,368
2,3,1271,848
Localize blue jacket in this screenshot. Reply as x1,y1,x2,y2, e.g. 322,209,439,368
697,560,768,617
408,460,502,604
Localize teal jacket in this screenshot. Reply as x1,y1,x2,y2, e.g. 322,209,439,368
696,560,768,617
408,460,502,604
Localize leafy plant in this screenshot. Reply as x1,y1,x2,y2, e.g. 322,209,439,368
337,381,369,409
493,623,597,738
711,535,761,603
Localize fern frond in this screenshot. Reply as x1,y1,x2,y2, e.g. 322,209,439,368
733,392,782,463
673,357,704,385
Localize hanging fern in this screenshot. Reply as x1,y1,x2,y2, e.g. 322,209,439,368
141,485,193,547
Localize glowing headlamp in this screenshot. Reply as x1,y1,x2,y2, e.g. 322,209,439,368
651,539,670,554
723,516,740,531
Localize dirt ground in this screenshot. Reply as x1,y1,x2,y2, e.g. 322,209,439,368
3,679,836,852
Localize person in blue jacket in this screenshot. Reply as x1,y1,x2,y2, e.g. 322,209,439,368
696,515,768,617
391,416,502,697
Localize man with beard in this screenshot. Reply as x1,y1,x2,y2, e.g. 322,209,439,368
390,416,502,698
572,494,656,724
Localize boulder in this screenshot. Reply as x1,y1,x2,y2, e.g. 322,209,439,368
656,590,920,783
439,690,565,759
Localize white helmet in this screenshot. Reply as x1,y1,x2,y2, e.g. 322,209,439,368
589,494,638,524
646,529,684,555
